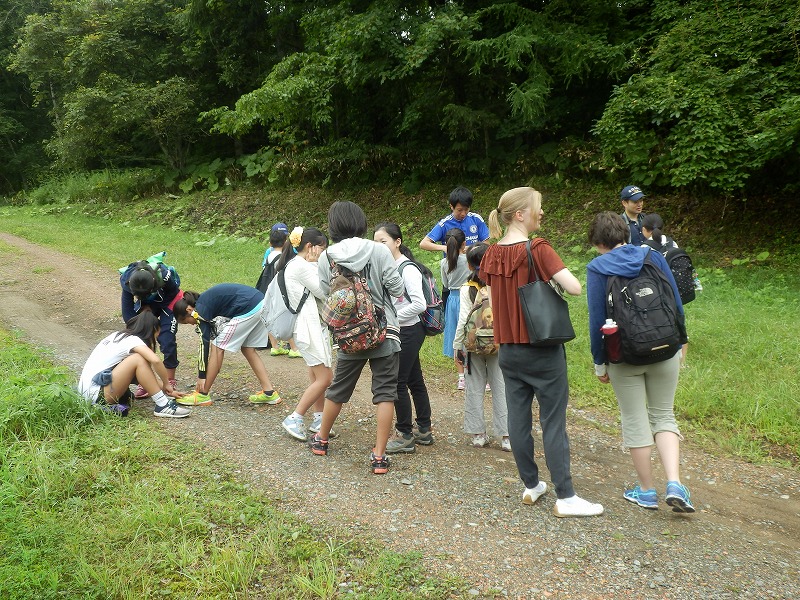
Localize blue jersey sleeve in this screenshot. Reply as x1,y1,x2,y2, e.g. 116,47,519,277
476,217,490,242
426,220,447,244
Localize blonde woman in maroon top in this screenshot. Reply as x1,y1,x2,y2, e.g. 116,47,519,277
481,187,603,518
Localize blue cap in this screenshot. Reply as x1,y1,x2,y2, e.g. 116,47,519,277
271,222,289,234
620,186,645,201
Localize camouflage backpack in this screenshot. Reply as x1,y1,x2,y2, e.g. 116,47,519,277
462,283,498,355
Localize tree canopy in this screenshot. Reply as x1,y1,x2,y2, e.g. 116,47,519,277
2,0,798,195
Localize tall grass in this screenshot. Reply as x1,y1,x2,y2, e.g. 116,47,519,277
0,330,464,598
17,169,165,206
0,204,798,463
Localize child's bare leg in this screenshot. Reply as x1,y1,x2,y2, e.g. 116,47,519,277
318,398,342,439
295,364,333,416
374,401,395,455
106,354,157,401
241,346,274,391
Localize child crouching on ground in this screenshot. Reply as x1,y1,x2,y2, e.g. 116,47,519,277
78,312,190,418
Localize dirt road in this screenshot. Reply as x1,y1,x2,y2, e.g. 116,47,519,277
0,232,798,599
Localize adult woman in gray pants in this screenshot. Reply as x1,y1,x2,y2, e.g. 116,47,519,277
481,186,603,518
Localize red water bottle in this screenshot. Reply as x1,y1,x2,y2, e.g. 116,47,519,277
601,318,622,363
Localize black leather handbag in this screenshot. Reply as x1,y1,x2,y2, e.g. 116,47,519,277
517,239,576,346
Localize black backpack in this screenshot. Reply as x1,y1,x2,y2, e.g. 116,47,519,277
643,237,696,305
255,257,278,294
606,252,687,365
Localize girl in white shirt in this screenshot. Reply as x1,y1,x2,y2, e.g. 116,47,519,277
374,222,434,454
276,227,335,440
78,311,189,418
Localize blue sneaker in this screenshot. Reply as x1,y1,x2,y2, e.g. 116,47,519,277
623,485,658,510
665,481,696,513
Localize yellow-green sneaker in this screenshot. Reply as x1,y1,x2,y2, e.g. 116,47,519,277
249,391,282,405
176,391,213,406
287,349,302,358
270,347,289,356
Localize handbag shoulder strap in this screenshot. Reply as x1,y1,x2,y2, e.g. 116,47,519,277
525,238,547,283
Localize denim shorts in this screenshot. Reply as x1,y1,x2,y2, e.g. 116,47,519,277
91,368,133,407
91,368,114,388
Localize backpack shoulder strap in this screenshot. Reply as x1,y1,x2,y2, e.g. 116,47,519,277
398,260,425,302
466,280,481,303
642,239,660,251
277,269,309,314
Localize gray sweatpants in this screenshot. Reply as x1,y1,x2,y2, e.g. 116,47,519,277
463,353,508,437
498,343,575,499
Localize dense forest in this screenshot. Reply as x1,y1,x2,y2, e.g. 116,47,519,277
1,0,798,197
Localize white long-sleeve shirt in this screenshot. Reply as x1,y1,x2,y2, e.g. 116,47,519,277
394,257,426,327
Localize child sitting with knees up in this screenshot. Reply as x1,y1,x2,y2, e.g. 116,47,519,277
78,312,190,418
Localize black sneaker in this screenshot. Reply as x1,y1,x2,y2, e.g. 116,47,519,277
413,426,435,446
309,433,329,456
370,451,390,474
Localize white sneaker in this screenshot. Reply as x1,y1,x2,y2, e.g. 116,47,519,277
501,437,512,452
472,433,488,448
553,495,604,518
522,481,547,505
282,415,307,441
153,400,191,418
308,414,336,438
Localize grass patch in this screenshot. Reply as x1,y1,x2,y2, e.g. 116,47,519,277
0,200,798,464
0,330,465,598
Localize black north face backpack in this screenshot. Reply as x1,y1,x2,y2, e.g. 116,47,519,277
606,252,687,365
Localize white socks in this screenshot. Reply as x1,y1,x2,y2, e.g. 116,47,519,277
151,391,169,407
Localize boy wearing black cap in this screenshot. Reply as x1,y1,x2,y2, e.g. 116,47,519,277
620,185,646,245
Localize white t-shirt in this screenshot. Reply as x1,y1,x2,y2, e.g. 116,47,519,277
78,333,146,401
